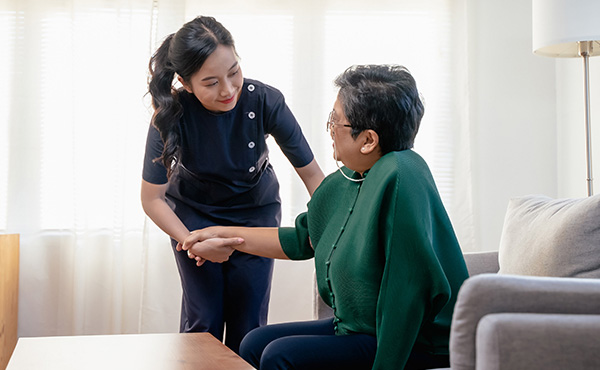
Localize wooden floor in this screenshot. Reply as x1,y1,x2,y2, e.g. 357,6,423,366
6,332,255,370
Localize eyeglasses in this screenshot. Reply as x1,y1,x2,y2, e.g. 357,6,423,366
326,110,352,134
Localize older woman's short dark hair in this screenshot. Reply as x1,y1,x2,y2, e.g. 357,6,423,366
334,64,424,154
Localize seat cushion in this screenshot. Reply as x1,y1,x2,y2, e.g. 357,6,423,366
498,194,600,278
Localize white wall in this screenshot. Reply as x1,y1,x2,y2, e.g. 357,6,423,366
466,0,558,252
465,0,600,252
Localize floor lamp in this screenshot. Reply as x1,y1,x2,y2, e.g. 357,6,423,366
532,0,600,196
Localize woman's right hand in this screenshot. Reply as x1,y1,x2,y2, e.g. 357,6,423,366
180,228,244,266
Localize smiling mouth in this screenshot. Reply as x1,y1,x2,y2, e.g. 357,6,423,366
219,95,236,104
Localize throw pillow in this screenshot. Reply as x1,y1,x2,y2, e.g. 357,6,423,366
498,194,600,278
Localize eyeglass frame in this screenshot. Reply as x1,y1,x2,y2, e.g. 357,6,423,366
326,110,352,133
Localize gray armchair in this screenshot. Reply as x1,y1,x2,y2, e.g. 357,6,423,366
442,251,600,370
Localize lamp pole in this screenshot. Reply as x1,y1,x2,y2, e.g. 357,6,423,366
579,40,594,196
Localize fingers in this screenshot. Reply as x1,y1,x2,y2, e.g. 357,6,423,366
214,237,245,248
186,250,206,266
181,231,210,251
181,236,244,251
183,238,238,265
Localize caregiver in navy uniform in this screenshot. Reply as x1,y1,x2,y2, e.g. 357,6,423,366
141,16,324,354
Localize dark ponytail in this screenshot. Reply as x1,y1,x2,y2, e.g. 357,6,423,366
148,33,181,177
147,16,236,178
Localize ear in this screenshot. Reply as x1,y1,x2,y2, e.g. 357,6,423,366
177,75,193,93
359,129,380,155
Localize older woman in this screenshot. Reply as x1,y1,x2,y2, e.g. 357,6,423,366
180,64,468,370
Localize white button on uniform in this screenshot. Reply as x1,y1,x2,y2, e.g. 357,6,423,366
249,166,256,173
248,111,256,119
248,84,255,92
248,141,255,149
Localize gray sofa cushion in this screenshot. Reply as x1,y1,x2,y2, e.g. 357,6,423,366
476,312,600,370
498,194,600,278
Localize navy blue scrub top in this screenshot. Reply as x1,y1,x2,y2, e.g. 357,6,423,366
142,78,315,230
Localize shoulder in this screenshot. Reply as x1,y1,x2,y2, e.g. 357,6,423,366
244,78,285,105
309,170,356,210
370,150,432,182
244,78,283,95
364,150,438,202
312,170,346,195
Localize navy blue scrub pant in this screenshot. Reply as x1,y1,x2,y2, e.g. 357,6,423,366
171,240,273,354
240,318,451,370
240,318,377,370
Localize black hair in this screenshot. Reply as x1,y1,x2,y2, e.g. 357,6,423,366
334,64,424,154
147,16,236,177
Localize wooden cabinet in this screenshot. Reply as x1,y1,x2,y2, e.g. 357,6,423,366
0,234,19,370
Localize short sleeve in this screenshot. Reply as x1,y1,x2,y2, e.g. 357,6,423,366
263,88,314,168
278,212,314,260
142,124,168,184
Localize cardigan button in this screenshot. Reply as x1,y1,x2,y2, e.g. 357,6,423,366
248,84,255,92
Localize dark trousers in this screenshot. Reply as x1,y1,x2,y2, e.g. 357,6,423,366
239,318,451,370
171,242,274,354
239,318,377,370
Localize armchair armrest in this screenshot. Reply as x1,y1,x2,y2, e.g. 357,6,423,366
449,274,600,370
476,312,600,370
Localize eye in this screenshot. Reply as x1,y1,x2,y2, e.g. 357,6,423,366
230,69,240,77
205,80,218,87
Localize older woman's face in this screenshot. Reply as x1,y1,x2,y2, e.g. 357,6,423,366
330,97,362,170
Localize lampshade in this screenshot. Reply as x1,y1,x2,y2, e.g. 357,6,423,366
532,0,600,58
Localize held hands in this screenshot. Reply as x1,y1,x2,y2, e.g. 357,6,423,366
177,227,244,266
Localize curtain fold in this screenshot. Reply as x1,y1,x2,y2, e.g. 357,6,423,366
1,0,473,337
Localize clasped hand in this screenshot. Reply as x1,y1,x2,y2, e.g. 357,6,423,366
177,227,244,266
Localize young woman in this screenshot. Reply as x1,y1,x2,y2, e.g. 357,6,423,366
181,65,469,369
141,16,324,354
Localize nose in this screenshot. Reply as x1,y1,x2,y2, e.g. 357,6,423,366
220,79,234,97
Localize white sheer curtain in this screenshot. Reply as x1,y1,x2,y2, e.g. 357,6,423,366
0,0,472,337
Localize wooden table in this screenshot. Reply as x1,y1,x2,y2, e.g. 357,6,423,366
6,332,255,370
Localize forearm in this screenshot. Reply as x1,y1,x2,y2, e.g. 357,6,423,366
141,194,189,244
295,158,325,196
188,226,289,259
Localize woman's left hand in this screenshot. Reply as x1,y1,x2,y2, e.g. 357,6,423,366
178,228,244,266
